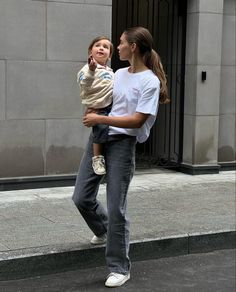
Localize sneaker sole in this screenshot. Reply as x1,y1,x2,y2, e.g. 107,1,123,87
90,240,106,245
94,172,106,175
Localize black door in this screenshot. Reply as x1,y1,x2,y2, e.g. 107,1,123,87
112,0,187,168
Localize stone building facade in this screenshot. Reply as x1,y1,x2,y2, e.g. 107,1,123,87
0,0,112,179
0,0,235,181
182,0,235,173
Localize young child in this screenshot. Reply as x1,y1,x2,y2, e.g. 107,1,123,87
77,36,114,175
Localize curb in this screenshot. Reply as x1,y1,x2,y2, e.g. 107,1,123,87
0,230,235,281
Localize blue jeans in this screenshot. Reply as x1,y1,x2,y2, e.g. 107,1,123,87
72,133,136,275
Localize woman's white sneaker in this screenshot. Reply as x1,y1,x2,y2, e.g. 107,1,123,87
90,234,107,245
105,272,130,287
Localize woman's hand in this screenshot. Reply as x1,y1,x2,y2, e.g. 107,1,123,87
83,113,101,127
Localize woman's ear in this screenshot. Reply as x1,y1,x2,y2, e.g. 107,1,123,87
130,43,137,53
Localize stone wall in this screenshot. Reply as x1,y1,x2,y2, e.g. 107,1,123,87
0,0,234,178
218,0,236,164
182,0,235,172
0,0,112,177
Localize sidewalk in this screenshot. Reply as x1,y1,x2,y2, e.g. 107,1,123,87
0,169,235,280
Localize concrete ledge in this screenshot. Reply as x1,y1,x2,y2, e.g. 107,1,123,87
180,163,221,175
0,175,77,191
188,230,236,253
219,162,236,171
0,164,234,191
0,230,235,281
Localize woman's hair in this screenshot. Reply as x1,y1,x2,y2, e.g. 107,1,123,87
123,27,169,104
88,36,114,58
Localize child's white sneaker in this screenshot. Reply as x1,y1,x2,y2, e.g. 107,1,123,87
105,272,130,287
92,155,106,175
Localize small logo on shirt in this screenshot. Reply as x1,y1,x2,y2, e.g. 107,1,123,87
99,72,113,80
78,72,84,81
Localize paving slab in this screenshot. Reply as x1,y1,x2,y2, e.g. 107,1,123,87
0,169,235,280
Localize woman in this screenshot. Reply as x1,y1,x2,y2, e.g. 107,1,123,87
72,26,169,288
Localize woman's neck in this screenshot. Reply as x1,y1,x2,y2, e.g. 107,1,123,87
129,57,148,73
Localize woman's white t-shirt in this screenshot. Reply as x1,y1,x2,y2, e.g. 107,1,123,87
108,67,160,143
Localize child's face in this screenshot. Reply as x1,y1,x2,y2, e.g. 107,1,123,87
90,39,111,66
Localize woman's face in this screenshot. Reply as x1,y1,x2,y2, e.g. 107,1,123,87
117,33,132,61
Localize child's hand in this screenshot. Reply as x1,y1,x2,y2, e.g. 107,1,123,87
85,107,98,115
88,55,97,71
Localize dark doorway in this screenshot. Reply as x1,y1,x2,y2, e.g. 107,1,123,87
112,0,187,168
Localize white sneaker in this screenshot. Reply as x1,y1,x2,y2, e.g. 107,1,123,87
92,155,106,175
105,272,130,287
90,234,107,245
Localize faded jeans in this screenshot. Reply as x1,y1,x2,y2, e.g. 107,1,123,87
72,133,136,275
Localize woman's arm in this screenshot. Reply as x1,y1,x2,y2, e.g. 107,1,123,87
83,112,149,129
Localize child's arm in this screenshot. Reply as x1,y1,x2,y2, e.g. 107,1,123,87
77,56,97,87
84,107,98,115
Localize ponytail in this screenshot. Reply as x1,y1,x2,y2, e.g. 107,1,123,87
143,49,170,104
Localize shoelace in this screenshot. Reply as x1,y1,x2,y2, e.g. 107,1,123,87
95,160,105,169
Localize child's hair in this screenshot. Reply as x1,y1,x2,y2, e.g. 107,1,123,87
88,36,114,59
123,27,169,104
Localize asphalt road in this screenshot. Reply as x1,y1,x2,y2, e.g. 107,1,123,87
0,249,235,292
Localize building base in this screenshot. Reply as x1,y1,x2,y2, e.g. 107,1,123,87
218,161,236,171
179,163,221,175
